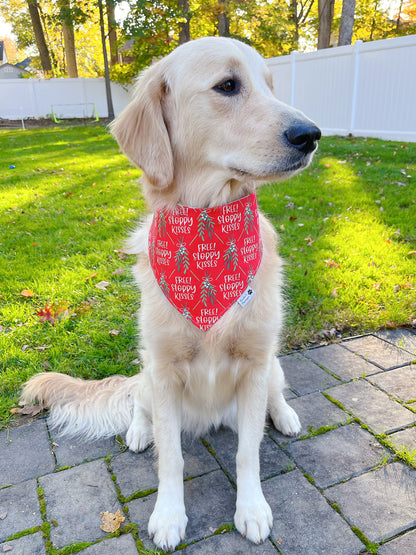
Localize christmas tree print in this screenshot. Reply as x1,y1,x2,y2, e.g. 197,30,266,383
159,273,170,298
201,274,216,306
182,306,192,320
248,268,254,283
197,210,214,241
224,238,238,271
244,201,254,234
150,237,156,264
175,240,190,274
158,210,167,238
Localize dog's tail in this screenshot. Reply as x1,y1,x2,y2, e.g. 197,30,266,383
20,372,143,440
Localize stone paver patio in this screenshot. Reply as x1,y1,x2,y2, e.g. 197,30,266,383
1,330,416,554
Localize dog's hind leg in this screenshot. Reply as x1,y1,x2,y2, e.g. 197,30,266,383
267,356,301,437
125,379,153,452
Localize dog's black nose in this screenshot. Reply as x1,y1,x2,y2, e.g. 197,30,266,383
285,124,321,154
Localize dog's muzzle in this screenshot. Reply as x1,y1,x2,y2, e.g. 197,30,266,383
284,124,321,155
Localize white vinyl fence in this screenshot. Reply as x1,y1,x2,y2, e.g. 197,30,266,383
0,35,415,142
0,77,131,122
267,34,416,142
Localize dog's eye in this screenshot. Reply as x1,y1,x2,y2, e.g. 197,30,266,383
214,79,240,96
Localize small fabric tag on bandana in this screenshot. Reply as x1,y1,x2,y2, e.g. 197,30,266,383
237,285,256,307
148,193,263,331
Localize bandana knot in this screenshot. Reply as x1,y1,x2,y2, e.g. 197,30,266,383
148,193,263,330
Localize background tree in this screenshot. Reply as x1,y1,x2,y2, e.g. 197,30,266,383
317,0,335,48
0,35,19,62
394,0,416,35
2,0,413,84
338,0,356,45
107,0,118,65
353,0,393,42
1,0,109,77
57,0,78,77
26,0,52,74
178,0,190,44
290,0,315,50
217,0,230,36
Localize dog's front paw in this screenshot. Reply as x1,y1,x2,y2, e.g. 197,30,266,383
234,496,273,544
270,402,301,437
148,503,188,551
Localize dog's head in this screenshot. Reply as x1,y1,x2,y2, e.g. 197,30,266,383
111,37,320,208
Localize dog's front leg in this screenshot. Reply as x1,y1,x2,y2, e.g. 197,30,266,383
148,377,187,551
234,365,272,544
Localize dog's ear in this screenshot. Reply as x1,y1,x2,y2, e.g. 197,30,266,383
110,63,173,189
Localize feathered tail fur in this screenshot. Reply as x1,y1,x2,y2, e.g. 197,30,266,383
20,372,146,441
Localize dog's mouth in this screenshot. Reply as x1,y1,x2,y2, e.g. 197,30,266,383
230,152,314,180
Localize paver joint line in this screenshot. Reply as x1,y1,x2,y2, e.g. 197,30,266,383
2,333,416,554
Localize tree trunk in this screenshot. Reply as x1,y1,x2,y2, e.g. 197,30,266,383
370,0,380,41
27,0,52,75
218,0,230,37
290,0,300,50
396,0,404,30
58,0,78,77
62,20,78,77
98,0,114,120
178,0,190,44
317,0,335,49
106,0,118,66
338,0,356,46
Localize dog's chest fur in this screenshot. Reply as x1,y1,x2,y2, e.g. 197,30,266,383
131,213,283,433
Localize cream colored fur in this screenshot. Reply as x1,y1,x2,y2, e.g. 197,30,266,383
21,37,320,551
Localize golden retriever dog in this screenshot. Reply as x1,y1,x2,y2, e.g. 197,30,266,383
21,37,320,551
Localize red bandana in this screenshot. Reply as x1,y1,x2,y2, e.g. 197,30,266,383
148,193,263,331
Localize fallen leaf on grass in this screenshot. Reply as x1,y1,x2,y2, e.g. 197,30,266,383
85,273,98,281
399,283,412,290
330,284,344,298
37,302,70,325
95,281,111,290
325,259,340,268
408,251,416,256
112,268,124,275
109,329,120,336
100,509,125,533
37,304,56,323
21,289,35,298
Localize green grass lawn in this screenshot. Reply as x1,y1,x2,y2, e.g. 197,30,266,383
1,125,415,427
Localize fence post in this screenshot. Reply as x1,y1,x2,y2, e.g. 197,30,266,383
349,39,362,135
291,50,297,107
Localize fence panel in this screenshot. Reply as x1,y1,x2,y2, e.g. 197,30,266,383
353,38,416,140
0,77,131,120
267,34,416,142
